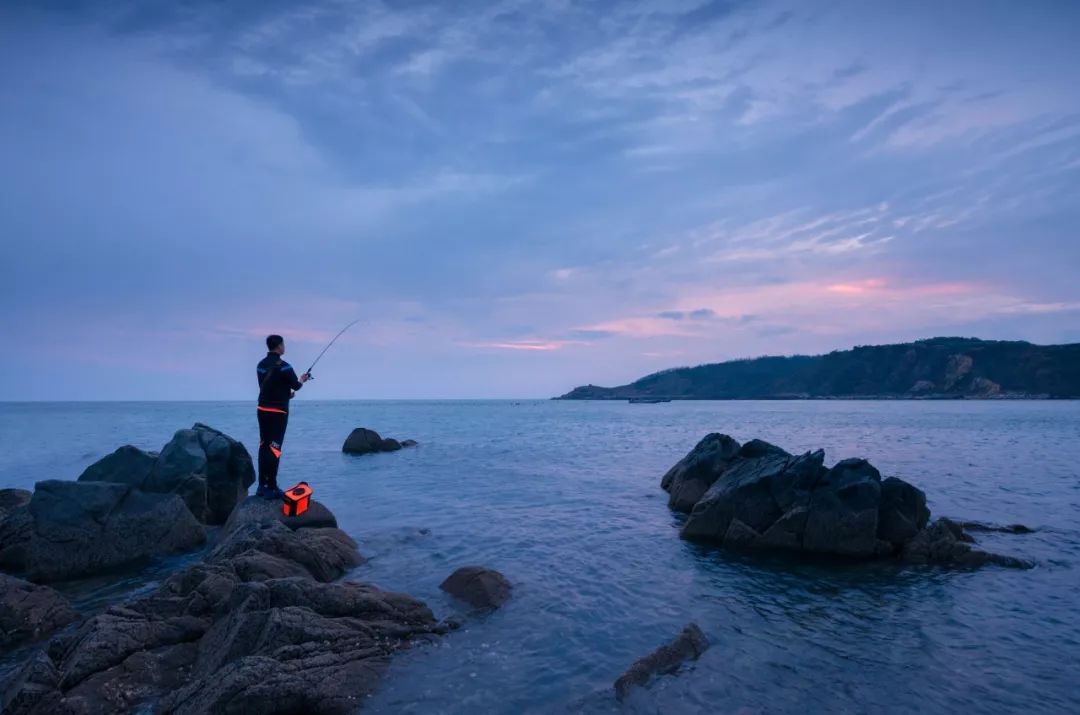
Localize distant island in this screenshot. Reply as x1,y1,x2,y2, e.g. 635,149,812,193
557,337,1080,400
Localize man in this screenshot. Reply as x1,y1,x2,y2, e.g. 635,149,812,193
256,335,310,499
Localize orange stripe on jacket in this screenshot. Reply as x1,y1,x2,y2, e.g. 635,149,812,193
257,406,288,414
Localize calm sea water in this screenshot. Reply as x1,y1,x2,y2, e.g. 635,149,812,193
1,400,1078,714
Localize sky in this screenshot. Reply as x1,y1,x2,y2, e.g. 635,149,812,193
1,0,1078,400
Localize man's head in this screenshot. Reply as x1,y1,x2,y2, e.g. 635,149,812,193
266,334,285,355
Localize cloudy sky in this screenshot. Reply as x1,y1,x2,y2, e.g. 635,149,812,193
2,0,1078,400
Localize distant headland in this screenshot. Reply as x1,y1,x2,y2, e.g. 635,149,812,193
556,337,1080,400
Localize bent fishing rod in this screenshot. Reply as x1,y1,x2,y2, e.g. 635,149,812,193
302,318,364,380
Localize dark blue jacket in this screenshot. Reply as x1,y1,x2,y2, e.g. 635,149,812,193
257,352,303,411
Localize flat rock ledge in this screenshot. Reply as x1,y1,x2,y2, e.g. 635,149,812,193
439,566,512,609
221,495,338,536
662,433,1033,568
342,427,418,455
614,623,709,701
1,517,449,715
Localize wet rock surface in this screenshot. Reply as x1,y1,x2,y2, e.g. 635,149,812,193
901,517,1034,568
1,517,445,715
614,623,709,700
665,434,1028,567
0,574,78,650
342,427,418,455
439,566,512,609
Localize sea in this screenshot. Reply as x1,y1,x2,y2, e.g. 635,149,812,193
1,399,1078,714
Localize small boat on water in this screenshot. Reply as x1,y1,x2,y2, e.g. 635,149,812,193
628,397,672,404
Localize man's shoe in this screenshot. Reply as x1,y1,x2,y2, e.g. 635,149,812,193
254,485,270,498
267,488,285,500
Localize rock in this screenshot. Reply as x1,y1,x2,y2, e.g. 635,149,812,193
614,623,709,700
0,490,33,570
1,574,78,649
0,503,34,571
877,477,930,548
74,426,255,526
955,520,1035,534
901,518,1032,569
342,427,415,455
77,446,157,489
801,458,882,557
0,488,32,517
150,424,256,525
4,511,441,714
669,434,1013,567
221,496,338,536
401,439,418,447
210,520,363,582
1,650,62,714
439,566,512,609
660,434,741,512
25,480,206,582
679,442,796,543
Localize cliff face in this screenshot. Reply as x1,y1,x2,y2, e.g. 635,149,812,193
557,338,1080,400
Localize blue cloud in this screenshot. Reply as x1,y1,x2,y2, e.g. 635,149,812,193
2,0,1079,399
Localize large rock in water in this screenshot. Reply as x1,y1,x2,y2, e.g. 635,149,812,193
1,574,78,650
439,566,512,609
24,481,206,583
668,434,1023,566
77,424,255,525
342,427,416,455
2,519,444,715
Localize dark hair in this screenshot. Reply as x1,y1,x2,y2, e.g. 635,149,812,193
266,335,284,350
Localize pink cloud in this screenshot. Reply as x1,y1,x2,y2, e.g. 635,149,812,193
462,340,573,351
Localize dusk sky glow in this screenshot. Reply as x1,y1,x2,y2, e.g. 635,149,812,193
2,0,1079,400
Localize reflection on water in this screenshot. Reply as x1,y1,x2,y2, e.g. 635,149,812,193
1,400,1078,714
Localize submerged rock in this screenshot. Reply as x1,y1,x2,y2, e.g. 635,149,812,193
0,574,78,650
439,566,512,609
901,517,1033,568
342,427,417,455
666,433,1025,567
24,480,206,583
954,519,1035,534
614,623,709,701
2,519,442,715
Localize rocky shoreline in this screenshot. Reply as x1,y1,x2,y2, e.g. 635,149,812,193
0,424,506,715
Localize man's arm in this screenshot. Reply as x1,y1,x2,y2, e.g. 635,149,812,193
281,363,309,391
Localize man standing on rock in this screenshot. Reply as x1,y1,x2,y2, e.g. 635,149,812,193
256,335,309,499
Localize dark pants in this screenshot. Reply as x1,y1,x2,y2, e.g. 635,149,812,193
257,407,289,490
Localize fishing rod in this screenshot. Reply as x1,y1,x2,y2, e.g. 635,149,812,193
303,318,364,379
